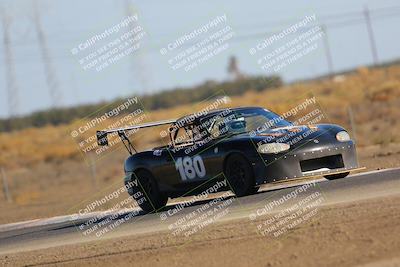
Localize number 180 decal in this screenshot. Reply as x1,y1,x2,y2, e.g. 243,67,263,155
175,155,206,181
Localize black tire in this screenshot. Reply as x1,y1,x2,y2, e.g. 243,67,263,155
131,169,168,213
324,172,350,180
224,154,258,197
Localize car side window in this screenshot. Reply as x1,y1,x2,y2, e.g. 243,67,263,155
173,126,195,147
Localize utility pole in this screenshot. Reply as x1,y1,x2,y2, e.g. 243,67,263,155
124,0,150,94
1,9,20,128
320,24,334,77
89,153,98,190
32,1,63,107
364,6,379,66
1,167,12,203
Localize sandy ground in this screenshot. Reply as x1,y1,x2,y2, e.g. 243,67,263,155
1,167,400,267
1,194,399,267
1,143,399,225
0,145,399,267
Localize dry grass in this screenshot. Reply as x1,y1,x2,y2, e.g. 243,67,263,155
1,65,399,169
0,64,399,223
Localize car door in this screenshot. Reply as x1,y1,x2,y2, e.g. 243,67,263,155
164,124,222,186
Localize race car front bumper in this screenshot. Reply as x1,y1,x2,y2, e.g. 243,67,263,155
252,140,358,185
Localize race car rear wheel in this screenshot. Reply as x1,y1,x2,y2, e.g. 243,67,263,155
224,154,258,197
324,172,350,180
131,169,168,213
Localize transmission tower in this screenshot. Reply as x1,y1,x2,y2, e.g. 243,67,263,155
364,6,379,66
125,0,151,95
1,9,20,119
32,1,62,107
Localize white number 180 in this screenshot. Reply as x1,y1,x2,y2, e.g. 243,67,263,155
175,155,206,181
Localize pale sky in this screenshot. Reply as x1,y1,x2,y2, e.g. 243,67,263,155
0,0,400,118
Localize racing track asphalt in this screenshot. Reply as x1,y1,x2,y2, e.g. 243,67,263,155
0,167,399,255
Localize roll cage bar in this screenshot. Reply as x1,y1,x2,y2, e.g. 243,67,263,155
96,119,178,155
96,109,236,155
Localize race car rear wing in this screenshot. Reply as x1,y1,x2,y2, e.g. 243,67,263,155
96,118,177,154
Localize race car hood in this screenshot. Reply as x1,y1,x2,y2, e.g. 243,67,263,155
230,123,346,147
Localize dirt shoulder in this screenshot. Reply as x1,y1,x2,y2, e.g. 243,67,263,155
2,193,400,267
0,143,399,226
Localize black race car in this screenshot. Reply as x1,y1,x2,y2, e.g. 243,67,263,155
97,107,358,212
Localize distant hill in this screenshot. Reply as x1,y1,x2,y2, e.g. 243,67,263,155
0,75,281,132
1,63,399,170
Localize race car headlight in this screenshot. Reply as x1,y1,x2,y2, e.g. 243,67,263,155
257,143,290,154
336,131,351,142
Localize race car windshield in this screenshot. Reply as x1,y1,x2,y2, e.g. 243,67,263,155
206,108,292,138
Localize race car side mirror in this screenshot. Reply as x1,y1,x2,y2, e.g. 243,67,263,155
97,131,109,146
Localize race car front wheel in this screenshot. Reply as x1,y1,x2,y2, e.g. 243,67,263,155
131,169,168,213
324,172,350,180
224,154,258,197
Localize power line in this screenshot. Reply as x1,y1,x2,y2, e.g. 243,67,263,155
1,8,20,120
320,24,334,75
4,8,400,64
32,0,63,107
2,5,400,47
364,6,379,65
1,5,400,68
124,0,152,94
231,10,400,43
231,5,400,32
